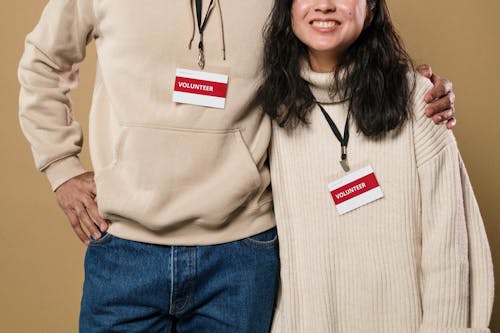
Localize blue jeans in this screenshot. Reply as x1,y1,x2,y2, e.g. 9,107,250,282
79,227,279,333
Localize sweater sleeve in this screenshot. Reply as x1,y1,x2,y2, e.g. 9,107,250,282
18,0,97,190
412,75,494,333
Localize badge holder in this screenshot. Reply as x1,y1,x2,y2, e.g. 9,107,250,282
327,163,384,215
317,102,384,215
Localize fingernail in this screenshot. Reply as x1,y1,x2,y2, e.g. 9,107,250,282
94,232,101,239
435,116,442,122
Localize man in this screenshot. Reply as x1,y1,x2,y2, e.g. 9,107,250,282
18,1,456,332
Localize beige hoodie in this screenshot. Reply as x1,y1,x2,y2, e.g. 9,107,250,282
18,0,276,245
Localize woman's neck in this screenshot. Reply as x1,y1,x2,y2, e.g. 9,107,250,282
308,49,338,73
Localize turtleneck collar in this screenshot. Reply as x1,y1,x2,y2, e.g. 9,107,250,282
300,60,345,105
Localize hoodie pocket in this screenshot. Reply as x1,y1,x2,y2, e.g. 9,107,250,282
94,125,261,231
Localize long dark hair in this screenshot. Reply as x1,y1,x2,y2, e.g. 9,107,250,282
257,0,415,137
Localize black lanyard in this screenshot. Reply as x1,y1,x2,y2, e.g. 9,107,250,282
195,0,215,69
317,102,351,172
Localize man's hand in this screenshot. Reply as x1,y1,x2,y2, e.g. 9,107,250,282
55,172,108,245
416,65,456,129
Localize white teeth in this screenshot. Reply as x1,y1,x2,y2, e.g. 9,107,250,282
312,21,337,29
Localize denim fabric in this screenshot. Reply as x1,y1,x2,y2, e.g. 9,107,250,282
79,228,279,333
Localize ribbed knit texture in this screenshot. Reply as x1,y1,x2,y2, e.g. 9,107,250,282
269,67,494,333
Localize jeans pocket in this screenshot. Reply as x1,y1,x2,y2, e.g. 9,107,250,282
242,227,278,249
88,232,113,247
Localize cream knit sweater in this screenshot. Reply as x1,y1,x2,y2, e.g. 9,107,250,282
269,67,494,332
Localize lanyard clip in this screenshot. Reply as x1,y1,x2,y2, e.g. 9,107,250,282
341,146,347,160
340,158,350,172
198,42,205,69
340,146,349,172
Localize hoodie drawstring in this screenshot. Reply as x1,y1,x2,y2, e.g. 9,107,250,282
188,0,226,68
188,0,196,50
216,0,226,61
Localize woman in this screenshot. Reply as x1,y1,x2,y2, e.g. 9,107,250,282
257,0,494,332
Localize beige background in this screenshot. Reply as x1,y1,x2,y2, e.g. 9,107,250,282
1,1,499,331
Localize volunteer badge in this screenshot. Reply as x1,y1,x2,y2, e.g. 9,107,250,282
173,68,229,109
328,165,384,215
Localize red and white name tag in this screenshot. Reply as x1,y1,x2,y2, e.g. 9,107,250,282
173,68,229,109
328,165,384,215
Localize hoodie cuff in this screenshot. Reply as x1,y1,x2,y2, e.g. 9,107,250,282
43,156,87,191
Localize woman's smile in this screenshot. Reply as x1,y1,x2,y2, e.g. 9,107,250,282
310,19,340,31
